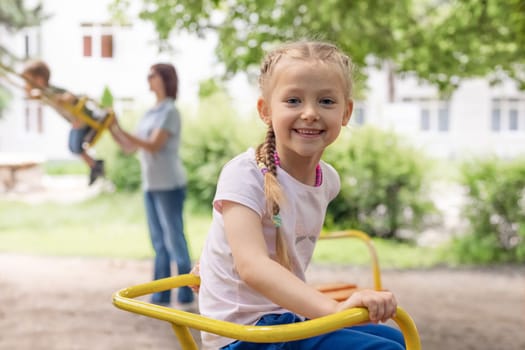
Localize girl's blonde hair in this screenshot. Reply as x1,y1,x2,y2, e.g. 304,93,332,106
255,40,354,269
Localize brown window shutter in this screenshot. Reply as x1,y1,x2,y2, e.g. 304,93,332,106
101,34,113,58
83,35,92,57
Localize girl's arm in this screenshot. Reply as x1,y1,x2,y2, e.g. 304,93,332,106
222,200,397,323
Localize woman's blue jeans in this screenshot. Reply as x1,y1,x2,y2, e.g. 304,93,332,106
144,187,194,304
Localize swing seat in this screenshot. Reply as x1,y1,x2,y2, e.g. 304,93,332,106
112,230,421,349
63,96,115,147
0,63,114,148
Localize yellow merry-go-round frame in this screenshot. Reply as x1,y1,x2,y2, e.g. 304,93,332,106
113,230,421,349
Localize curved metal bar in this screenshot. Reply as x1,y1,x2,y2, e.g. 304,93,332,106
319,229,382,290
112,274,421,349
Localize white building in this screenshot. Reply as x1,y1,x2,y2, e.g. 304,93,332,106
1,0,524,161
354,68,525,159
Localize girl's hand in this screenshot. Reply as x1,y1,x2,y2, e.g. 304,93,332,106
189,262,200,294
336,289,397,323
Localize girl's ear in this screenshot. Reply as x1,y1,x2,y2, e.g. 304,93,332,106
342,100,353,126
257,97,272,125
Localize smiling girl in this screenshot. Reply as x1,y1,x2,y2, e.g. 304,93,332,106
198,41,405,350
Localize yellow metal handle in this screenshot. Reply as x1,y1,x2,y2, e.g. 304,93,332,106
113,274,421,350
319,229,382,290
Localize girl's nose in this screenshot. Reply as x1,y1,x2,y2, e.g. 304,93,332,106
301,103,320,121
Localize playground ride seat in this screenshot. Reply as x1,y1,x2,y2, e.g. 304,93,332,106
61,96,115,148
313,229,383,301
113,230,421,349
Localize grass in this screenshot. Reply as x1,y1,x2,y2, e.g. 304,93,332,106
44,159,88,175
0,192,210,260
0,192,446,268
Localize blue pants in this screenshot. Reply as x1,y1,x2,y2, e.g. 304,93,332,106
222,313,405,350
68,126,90,154
144,187,194,304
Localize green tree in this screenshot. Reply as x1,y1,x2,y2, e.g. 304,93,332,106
0,0,43,30
0,0,45,65
111,0,525,95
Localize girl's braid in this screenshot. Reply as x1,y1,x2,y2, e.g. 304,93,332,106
256,128,290,269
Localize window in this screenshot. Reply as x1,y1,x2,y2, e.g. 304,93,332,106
101,34,113,58
420,109,430,131
24,35,30,58
491,98,524,132
83,35,92,57
491,108,501,131
509,109,518,131
24,101,43,133
438,107,449,132
23,27,41,59
414,99,450,133
81,23,115,59
353,106,365,125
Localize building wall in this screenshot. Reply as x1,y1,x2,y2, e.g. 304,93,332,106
354,68,525,159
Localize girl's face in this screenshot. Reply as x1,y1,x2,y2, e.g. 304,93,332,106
257,58,352,163
147,69,164,95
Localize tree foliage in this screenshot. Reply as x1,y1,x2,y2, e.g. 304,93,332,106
0,0,45,61
0,0,43,30
111,0,525,93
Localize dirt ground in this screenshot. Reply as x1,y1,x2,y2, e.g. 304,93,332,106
0,254,524,350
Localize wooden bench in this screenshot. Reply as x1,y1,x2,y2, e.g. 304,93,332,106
0,154,44,192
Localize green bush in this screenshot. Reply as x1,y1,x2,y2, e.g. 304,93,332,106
182,93,263,209
323,126,436,239
451,157,525,264
106,149,142,192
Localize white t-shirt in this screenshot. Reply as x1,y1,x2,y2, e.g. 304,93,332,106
198,148,341,349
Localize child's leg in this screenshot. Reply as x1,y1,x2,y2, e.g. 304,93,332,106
68,126,105,185
297,324,405,350
79,151,95,168
68,126,94,167
221,313,405,350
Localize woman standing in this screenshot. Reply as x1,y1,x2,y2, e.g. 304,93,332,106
110,63,194,307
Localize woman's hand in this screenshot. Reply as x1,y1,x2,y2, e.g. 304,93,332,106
336,289,397,323
109,114,120,129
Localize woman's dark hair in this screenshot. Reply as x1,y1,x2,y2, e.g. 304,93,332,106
151,63,178,99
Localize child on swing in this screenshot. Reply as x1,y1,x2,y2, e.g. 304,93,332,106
22,60,105,186
197,40,405,349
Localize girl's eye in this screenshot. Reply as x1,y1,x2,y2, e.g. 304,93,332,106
320,98,335,105
286,98,301,104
